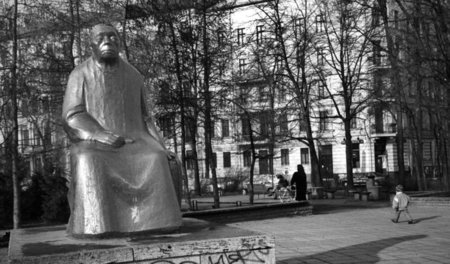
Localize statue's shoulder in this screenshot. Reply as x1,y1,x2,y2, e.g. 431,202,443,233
69,57,94,78
120,59,144,81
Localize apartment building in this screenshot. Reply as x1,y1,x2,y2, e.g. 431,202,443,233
159,0,449,191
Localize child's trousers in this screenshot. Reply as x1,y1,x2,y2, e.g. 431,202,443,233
394,208,413,222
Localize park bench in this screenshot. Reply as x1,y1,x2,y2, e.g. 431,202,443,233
349,190,371,201
360,191,371,201
246,183,268,198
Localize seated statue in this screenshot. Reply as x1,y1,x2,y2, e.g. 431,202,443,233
62,24,182,237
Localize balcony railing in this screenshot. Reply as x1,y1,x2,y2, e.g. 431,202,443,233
370,123,397,134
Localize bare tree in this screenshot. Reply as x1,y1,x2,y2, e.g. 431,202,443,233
313,0,377,189
251,0,326,187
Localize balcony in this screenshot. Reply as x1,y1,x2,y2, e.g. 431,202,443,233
370,123,397,138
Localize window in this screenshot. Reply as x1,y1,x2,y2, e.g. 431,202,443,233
237,28,245,45
276,21,285,35
45,43,55,55
301,148,309,164
242,116,251,137
41,96,50,112
422,142,432,161
212,152,217,169
422,111,431,130
239,59,246,75
316,14,325,33
211,120,217,138
294,17,304,38
158,81,173,104
350,117,357,129
221,119,230,137
299,120,307,132
243,150,251,167
218,59,226,77
185,118,195,142
373,41,381,65
223,152,231,168
319,111,329,131
186,150,195,170
281,149,289,165
352,143,360,168
393,10,399,29
19,125,29,151
256,25,264,44
218,30,225,46
259,86,269,101
318,83,326,99
182,80,192,98
350,108,358,129
32,127,41,146
259,113,270,137
158,116,173,137
259,150,269,174
279,114,288,134
317,47,325,66
274,56,282,71
372,6,380,27
239,89,248,105
296,48,304,67
278,86,286,102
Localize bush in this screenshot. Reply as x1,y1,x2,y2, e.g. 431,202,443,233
21,169,70,224
38,170,70,223
21,172,44,222
0,173,13,228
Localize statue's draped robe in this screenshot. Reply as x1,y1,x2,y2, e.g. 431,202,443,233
62,57,181,236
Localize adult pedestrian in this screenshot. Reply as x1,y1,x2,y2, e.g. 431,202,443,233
291,164,307,200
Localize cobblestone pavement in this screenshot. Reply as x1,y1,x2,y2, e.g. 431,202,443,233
230,199,450,264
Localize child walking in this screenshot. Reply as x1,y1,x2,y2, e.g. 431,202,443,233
392,184,415,224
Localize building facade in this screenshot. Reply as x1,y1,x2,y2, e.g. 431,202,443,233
157,0,449,191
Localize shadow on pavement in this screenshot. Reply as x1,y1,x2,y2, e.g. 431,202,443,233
278,234,427,264
413,215,441,224
311,201,390,215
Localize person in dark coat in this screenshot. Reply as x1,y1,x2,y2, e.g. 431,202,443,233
291,164,307,200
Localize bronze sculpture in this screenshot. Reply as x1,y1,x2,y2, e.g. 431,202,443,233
62,24,182,237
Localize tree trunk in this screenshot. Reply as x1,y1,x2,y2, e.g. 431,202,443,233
305,112,321,187
168,20,192,208
344,119,354,189
201,0,219,208
11,0,21,229
248,116,256,205
378,0,406,186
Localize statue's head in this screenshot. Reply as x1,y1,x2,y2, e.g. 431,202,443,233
90,24,121,64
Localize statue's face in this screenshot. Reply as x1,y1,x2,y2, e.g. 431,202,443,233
91,25,120,63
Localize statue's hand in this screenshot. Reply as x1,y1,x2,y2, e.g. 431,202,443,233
89,131,133,147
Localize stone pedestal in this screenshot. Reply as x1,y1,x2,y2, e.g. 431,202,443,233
8,218,275,264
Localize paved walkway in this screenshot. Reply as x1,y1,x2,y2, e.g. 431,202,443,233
230,198,450,263
1,196,449,264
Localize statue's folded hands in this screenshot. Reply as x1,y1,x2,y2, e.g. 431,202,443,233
88,130,134,148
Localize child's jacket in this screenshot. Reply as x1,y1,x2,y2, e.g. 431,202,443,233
393,192,410,210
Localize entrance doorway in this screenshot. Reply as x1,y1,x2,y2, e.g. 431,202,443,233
319,145,333,188
374,138,387,174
